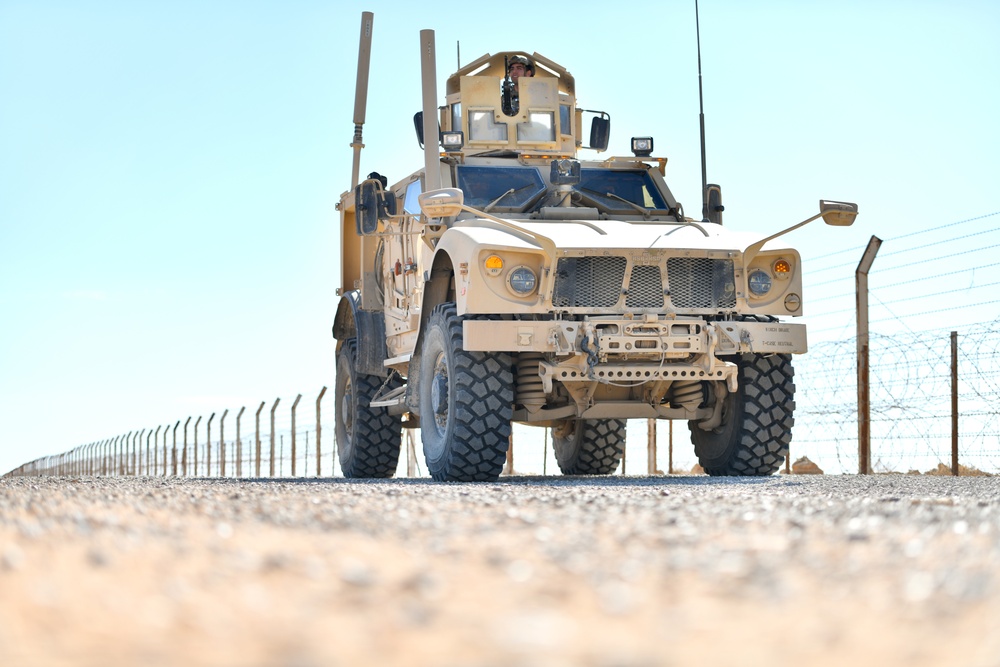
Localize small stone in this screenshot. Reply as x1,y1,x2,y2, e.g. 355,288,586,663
792,456,824,475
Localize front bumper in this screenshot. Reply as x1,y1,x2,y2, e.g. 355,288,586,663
462,316,806,358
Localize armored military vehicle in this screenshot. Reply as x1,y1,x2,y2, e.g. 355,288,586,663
333,14,857,482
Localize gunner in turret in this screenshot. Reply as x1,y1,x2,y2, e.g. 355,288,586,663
507,55,535,94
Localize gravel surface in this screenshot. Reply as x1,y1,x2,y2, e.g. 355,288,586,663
1,474,999,666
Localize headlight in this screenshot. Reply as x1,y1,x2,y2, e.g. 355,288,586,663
507,266,537,295
748,270,772,296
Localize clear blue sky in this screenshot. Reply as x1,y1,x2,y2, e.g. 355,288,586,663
2,0,998,474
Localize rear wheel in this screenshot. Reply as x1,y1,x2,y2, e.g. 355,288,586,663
335,339,402,478
553,419,626,475
690,353,794,476
418,303,513,482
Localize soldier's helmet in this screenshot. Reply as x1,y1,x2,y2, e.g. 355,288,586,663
507,55,535,75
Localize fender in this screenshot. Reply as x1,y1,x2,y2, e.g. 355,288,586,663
332,290,390,377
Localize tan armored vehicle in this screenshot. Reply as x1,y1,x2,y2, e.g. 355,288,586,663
333,14,857,482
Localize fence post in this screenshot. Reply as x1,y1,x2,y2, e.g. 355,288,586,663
316,386,327,477
407,430,417,477
172,421,180,476
668,420,674,474
206,412,215,477
647,418,657,475
621,435,626,475
145,429,153,476
159,431,165,475
291,394,302,477
135,430,143,475
193,416,202,476
269,398,281,477
951,331,959,476
154,426,162,476
183,417,191,476
220,409,229,477
116,434,124,476
255,401,265,477
236,406,246,478
856,235,882,475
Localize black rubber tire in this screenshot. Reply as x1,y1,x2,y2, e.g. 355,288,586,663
690,353,794,476
335,338,402,478
418,303,513,482
553,419,626,475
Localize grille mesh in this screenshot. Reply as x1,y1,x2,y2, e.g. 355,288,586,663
550,255,735,310
553,256,626,308
666,258,736,309
625,265,664,308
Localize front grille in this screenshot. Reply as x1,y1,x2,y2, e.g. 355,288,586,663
551,255,735,310
553,256,626,308
666,258,736,309
625,265,664,308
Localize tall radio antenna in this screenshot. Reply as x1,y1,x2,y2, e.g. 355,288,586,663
696,0,709,222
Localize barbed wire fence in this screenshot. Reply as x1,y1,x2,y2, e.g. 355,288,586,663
5,212,999,479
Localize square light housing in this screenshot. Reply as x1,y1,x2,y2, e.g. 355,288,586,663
441,131,465,150
631,136,654,157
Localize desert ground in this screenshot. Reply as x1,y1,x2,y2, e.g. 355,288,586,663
1,474,999,666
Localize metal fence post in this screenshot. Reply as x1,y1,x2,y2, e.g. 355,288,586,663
220,409,229,477
668,420,674,474
255,401,265,477
162,426,169,475
291,394,302,477
172,420,180,476
315,387,327,477
270,398,281,477
207,412,216,477
194,416,202,476
856,235,882,475
183,417,192,476
134,430,143,475
154,426,162,476
951,331,959,475
407,430,417,477
647,418,657,475
236,406,246,478
114,431,125,477
145,429,153,476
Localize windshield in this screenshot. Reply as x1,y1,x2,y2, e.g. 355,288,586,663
575,169,668,211
456,165,546,210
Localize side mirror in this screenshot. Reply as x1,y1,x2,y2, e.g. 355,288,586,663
820,200,858,227
413,111,425,148
413,111,444,149
354,179,397,236
589,115,610,151
706,184,724,224
418,188,464,219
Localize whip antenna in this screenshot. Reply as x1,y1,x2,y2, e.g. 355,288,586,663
696,0,708,221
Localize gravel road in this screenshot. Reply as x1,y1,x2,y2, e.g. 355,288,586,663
2,474,998,667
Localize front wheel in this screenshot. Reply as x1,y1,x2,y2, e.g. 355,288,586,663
335,339,402,478
690,353,795,476
418,303,513,482
553,419,626,475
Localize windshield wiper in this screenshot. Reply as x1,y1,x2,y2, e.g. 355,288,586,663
483,183,534,212
578,187,649,219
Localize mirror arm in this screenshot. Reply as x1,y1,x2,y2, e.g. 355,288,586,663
743,212,823,265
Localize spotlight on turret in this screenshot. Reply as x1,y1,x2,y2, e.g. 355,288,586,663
631,136,654,157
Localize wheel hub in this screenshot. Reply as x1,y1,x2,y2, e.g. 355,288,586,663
340,378,354,441
431,355,450,429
